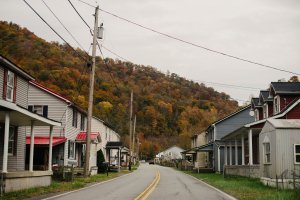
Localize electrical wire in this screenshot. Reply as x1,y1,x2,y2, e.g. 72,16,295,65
23,0,90,62
68,0,121,91
97,43,121,91
41,0,88,54
102,45,130,62
98,8,300,76
194,80,260,91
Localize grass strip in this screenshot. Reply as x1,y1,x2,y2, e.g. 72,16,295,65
182,171,300,200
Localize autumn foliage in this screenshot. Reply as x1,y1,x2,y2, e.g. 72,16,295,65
0,21,239,158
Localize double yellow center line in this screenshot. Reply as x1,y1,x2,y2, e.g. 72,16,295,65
134,170,160,200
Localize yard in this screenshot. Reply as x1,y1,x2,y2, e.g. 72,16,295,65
184,171,300,200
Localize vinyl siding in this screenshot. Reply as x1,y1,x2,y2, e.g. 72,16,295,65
0,126,26,171
0,67,3,98
275,129,300,178
27,84,67,137
260,123,276,179
65,107,86,165
215,107,254,140
16,77,29,108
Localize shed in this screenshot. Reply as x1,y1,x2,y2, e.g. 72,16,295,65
260,119,300,189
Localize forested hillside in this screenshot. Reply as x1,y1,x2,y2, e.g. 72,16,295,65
0,21,239,158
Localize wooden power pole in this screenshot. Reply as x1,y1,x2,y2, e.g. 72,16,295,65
128,90,133,170
132,115,136,163
84,6,99,177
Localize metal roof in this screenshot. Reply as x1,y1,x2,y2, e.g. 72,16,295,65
267,119,300,129
76,132,100,142
26,136,66,146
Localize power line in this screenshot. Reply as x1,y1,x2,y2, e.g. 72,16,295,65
68,0,93,31
41,0,88,53
24,0,90,99
68,0,121,91
98,8,300,76
97,43,121,91
23,0,90,62
102,45,130,62
194,80,261,91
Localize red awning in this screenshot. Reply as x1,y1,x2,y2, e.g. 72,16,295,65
76,132,100,142
26,136,67,146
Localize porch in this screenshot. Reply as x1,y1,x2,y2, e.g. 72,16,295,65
0,99,61,193
222,126,261,178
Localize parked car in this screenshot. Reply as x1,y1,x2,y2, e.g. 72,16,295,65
148,160,155,165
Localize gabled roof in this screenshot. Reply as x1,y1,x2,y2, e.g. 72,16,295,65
0,54,34,80
245,97,300,128
30,81,71,104
207,105,251,130
259,90,272,102
270,82,300,95
266,119,300,129
251,98,261,108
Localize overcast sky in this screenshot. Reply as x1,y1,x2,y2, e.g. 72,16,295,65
1,0,300,104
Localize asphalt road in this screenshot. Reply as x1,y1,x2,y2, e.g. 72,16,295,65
44,164,235,200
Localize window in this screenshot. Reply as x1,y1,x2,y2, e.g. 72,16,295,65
28,105,48,118
5,70,15,102
80,114,85,131
294,144,300,164
254,109,260,121
264,142,271,164
8,126,16,156
72,109,78,128
263,104,268,119
68,140,76,159
105,127,108,140
274,96,280,115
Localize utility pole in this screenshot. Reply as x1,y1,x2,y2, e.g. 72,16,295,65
132,115,136,164
84,6,99,177
128,90,133,171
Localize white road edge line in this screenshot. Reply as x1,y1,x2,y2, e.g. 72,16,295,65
184,173,237,200
42,171,136,200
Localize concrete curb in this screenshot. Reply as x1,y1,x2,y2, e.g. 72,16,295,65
183,172,237,200
42,170,137,200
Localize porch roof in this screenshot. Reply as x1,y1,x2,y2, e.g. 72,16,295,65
181,148,197,155
106,141,123,149
26,136,66,146
196,143,213,152
0,99,61,127
75,132,101,143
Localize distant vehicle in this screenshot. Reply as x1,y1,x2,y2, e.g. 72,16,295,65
148,160,155,165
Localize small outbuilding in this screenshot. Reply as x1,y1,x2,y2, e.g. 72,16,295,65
260,119,300,189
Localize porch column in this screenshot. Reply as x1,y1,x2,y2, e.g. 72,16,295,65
235,138,238,165
229,142,232,165
29,121,35,172
224,143,227,166
48,126,54,171
248,129,253,165
2,112,10,173
241,135,245,165
217,146,221,172
118,147,121,172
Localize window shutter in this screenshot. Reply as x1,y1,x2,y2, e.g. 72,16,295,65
43,105,48,118
3,69,7,99
13,127,18,156
28,105,33,112
13,74,17,103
